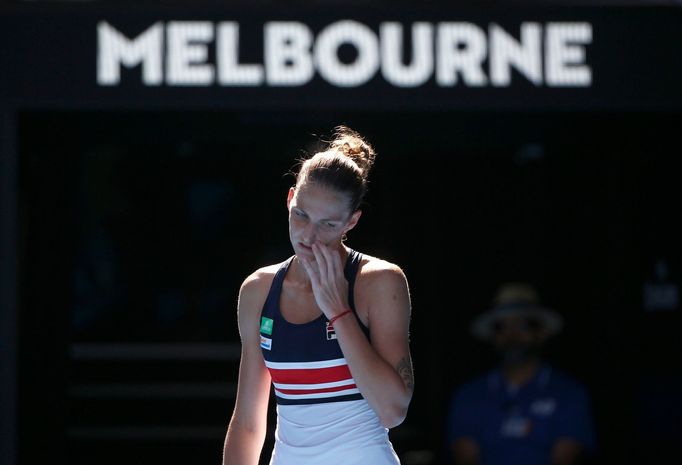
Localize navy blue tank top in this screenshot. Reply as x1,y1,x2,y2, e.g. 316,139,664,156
259,248,370,405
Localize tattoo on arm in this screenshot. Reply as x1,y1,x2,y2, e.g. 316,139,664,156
396,357,414,391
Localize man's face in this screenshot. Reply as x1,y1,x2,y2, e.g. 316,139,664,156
492,313,547,365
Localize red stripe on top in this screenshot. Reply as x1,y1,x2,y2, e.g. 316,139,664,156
267,364,352,385
275,384,358,395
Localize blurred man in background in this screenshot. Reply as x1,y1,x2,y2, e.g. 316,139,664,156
447,283,595,465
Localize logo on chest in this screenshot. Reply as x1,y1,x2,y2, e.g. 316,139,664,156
325,322,337,340
260,335,272,350
260,317,274,335
260,317,274,351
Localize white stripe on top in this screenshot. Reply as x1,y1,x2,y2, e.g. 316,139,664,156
264,358,347,370
273,379,356,390
274,387,361,400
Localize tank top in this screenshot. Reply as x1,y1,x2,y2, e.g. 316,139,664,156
259,248,401,465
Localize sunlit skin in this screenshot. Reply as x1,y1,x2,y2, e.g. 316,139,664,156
284,181,413,424
223,177,413,465
287,182,360,261
286,182,362,321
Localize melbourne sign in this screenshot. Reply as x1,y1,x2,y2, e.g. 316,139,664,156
97,20,592,88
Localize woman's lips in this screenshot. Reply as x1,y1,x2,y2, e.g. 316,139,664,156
299,242,312,250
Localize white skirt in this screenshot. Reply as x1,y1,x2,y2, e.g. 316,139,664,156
269,400,401,465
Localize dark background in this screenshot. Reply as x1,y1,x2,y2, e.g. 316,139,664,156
2,4,681,465
15,110,682,464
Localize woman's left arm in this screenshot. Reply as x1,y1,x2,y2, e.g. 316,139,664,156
301,243,414,428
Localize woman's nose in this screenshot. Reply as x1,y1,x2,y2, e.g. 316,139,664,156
302,222,318,243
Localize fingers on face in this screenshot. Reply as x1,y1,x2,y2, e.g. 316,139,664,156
312,243,329,282
300,255,318,283
327,247,342,278
314,242,341,281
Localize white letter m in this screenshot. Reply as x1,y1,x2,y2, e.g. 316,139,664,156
97,21,163,86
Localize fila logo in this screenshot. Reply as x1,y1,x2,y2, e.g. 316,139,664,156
325,322,337,340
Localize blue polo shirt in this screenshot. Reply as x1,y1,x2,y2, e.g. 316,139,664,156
446,364,595,465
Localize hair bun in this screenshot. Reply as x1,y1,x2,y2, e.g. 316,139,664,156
329,125,376,175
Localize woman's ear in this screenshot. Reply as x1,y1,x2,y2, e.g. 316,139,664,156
344,209,363,233
287,187,295,210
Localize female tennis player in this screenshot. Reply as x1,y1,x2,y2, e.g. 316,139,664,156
222,126,413,465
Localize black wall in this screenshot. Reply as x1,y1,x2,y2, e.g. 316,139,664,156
14,109,682,464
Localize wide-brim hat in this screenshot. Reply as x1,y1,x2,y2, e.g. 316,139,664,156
470,283,564,341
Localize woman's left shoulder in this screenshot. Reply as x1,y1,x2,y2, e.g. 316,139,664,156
357,252,409,289
355,252,411,321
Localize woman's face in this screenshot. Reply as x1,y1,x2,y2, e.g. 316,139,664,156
287,182,361,259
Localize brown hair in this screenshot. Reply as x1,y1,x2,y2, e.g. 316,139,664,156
294,126,376,212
